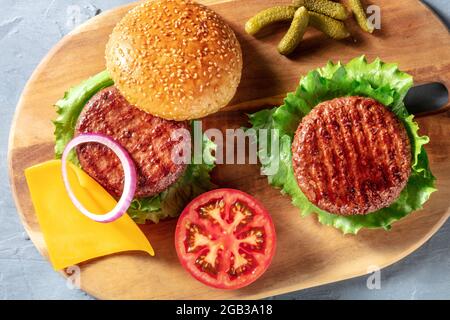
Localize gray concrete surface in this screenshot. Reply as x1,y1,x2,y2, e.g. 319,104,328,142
0,0,449,300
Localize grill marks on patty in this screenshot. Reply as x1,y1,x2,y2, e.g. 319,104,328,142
75,87,189,198
292,96,411,215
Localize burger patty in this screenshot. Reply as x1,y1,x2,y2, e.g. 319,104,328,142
292,96,411,216
75,87,189,198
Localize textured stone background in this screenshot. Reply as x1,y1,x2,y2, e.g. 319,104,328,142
0,0,449,300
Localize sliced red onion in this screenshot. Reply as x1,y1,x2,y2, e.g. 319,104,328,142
61,133,137,223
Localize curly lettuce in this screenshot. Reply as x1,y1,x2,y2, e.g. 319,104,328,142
54,70,114,164
54,71,215,224
249,56,436,234
128,136,216,224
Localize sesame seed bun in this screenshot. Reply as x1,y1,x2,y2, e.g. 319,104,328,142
105,0,243,120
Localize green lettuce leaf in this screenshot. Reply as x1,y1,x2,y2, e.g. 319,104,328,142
249,56,436,234
53,71,215,224
128,136,216,224
54,70,114,164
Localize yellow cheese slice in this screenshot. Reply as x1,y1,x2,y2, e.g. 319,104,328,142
25,160,154,270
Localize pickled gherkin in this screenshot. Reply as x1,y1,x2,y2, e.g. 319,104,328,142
245,1,356,56
292,0,349,21
309,11,350,39
348,0,374,33
245,6,297,36
278,7,310,55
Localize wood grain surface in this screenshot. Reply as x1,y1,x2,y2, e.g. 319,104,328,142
8,0,450,299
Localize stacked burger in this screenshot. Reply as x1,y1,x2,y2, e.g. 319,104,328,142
54,0,242,223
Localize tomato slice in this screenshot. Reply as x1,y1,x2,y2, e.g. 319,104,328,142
175,189,276,289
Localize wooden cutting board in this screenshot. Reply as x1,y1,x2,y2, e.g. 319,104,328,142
8,0,450,299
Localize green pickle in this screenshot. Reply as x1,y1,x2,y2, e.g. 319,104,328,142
292,0,349,21
278,7,310,56
348,0,374,33
245,6,297,36
309,11,350,39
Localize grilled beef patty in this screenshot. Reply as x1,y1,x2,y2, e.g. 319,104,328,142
75,87,189,198
292,96,411,215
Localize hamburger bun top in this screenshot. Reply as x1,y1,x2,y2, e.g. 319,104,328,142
105,0,243,120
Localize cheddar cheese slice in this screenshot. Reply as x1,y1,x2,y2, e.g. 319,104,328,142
25,160,154,270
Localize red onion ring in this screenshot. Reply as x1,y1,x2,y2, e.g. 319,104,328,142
61,133,137,223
